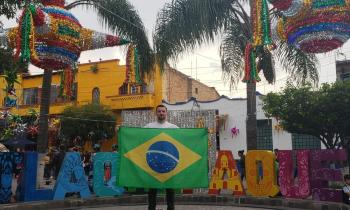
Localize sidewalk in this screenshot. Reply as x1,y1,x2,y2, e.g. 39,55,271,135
81,205,275,210
2,195,350,210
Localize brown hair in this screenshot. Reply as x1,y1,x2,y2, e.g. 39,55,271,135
156,104,167,111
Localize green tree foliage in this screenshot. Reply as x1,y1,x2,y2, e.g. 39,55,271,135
262,82,350,149
0,47,27,92
60,104,116,146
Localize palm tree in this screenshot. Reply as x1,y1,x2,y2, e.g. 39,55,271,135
0,0,22,20
36,0,154,152
154,0,319,150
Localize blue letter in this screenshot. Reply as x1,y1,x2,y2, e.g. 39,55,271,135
19,152,53,201
93,152,124,196
0,152,22,203
53,152,90,200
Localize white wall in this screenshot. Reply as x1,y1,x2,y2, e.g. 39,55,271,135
164,95,294,159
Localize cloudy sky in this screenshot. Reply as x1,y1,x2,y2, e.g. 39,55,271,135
1,0,344,98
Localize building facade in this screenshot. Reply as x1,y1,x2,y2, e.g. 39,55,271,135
162,66,220,103
1,59,162,118
0,59,163,150
164,95,323,158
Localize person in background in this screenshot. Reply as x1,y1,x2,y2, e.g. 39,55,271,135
89,144,101,180
52,145,65,179
112,144,118,153
237,150,246,181
343,174,350,204
274,149,280,184
43,151,52,184
144,104,178,210
83,151,91,176
93,144,101,154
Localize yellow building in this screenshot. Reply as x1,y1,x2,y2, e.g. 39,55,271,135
0,59,162,150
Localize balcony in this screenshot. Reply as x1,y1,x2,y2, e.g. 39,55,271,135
105,93,155,110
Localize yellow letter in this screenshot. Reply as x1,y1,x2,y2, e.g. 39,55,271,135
208,150,244,196
246,150,279,197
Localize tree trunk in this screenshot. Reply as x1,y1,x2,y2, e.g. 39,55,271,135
347,147,350,174
246,82,257,150
37,69,53,153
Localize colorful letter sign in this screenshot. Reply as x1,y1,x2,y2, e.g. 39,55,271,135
93,152,124,196
53,152,91,200
19,152,53,201
278,150,310,199
310,149,346,202
208,150,244,195
0,152,22,203
246,150,279,197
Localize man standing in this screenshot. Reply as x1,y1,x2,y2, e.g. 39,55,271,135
144,104,178,210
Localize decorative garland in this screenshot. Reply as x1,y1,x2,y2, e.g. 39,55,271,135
242,43,261,83
269,0,350,53
59,64,76,98
125,44,142,84
243,0,272,83
42,0,65,7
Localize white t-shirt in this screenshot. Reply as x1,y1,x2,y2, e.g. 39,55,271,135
144,121,179,129
343,184,350,200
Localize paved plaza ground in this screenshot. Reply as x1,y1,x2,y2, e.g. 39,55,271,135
74,205,275,210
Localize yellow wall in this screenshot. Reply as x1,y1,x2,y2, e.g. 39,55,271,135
0,59,163,116
0,59,162,151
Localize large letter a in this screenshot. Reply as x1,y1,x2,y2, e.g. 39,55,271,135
208,150,244,196
53,152,91,200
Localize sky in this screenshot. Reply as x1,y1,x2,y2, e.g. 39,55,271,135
0,0,346,98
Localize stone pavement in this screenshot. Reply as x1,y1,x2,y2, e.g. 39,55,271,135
1,195,350,210
81,205,275,210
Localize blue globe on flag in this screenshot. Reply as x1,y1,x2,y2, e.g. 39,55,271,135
146,141,179,173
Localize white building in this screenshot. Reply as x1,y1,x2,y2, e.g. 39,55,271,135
164,94,322,158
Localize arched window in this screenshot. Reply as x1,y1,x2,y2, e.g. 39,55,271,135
92,87,100,104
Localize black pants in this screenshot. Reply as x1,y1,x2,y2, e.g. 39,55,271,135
148,188,175,210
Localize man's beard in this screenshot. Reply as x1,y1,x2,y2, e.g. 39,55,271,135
157,116,166,122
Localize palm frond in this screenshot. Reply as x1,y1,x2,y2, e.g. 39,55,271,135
220,18,248,89
274,40,319,86
154,0,235,70
68,0,154,75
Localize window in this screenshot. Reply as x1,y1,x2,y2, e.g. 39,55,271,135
119,83,128,95
50,85,59,104
340,73,350,81
131,85,138,94
71,82,77,100
257,119,273,150
92,87,100,104
195,88,198,94
23,88,38,105
292,133,321,150
141,84,148,93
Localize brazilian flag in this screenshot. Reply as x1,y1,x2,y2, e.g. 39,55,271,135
118,127,209,189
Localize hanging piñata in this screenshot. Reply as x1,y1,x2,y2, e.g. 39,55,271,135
0,0,136,71
268,0,350,53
